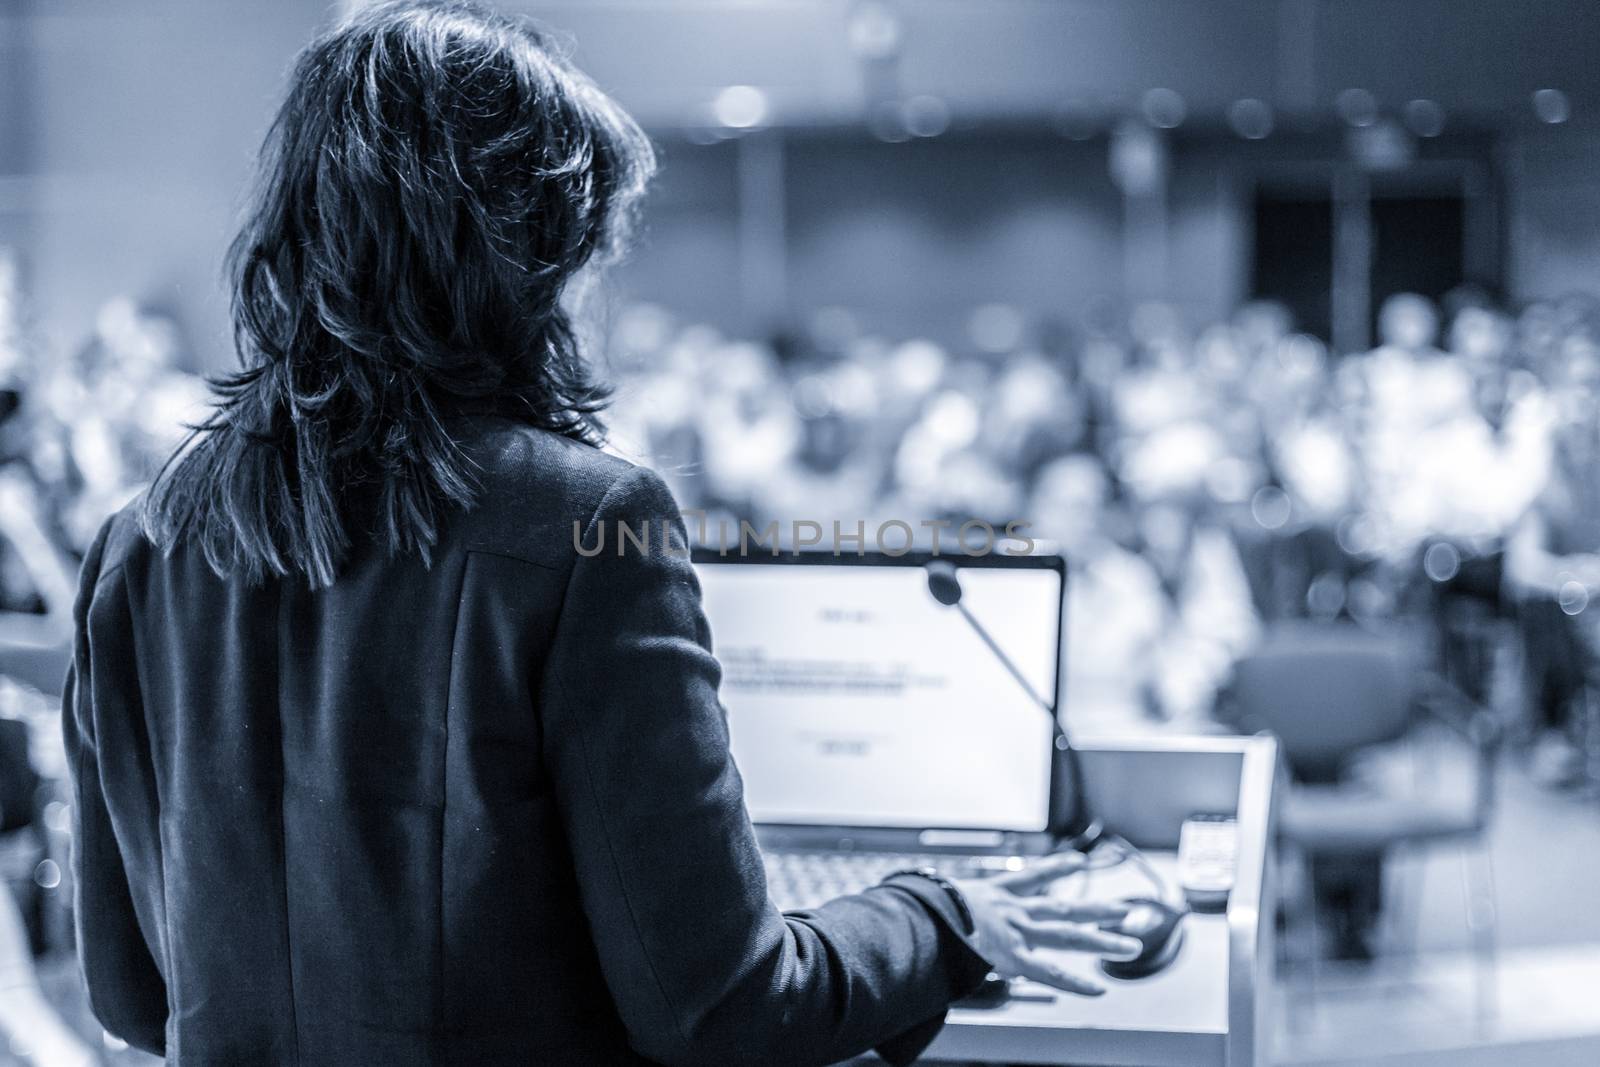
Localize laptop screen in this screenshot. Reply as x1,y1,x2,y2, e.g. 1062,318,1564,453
695,555,1062,833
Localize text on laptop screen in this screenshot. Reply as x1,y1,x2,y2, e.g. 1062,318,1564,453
695,560,1060,832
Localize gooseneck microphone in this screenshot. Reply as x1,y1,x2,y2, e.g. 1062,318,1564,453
925,560,1102,851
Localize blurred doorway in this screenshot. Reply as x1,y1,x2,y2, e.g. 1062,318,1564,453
1370,192,1466,338
1250,157,1496,353
1252,190,1335,342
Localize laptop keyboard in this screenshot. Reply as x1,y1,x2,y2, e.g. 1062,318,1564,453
763,850,960,911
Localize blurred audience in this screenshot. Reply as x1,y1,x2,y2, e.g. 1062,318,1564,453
600,288,1599,752
1505,295,1600,784
7,243,1600,980
0,257,206,645
7,247,1600,756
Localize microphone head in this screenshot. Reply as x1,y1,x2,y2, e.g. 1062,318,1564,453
925,560,963,606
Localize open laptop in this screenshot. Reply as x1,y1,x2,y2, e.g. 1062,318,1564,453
692,548,1068,911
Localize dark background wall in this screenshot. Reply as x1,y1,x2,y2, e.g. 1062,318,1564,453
3,0,334,363
1509,131,1600,299
3,0,1597,369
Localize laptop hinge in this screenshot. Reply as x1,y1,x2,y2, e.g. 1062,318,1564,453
918,829,1006,848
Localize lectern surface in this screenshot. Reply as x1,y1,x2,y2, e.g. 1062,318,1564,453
924,735,1280,1067
928,852,1230,1066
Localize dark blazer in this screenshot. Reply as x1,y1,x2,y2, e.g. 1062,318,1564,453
64,420,991,1066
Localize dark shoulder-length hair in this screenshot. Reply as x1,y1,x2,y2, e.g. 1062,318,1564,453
142,0,654,588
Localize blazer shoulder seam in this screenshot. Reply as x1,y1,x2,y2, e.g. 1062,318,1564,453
462,546,559,571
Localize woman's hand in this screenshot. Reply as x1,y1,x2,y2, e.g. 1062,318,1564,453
951,853,1142,997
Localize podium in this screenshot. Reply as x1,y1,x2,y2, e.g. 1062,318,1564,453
925,735,1281,1067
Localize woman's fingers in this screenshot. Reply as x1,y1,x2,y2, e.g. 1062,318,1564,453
989,852,1086,895
1020,920,1143,960
1018,898,1131,923
1011,948,1106,996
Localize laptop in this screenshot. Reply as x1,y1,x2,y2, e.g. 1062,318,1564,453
691,548,1069,911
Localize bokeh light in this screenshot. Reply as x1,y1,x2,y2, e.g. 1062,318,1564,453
1403,98,1446,137
1227,98,1274,140
1533,87,1571,124
713,85,769,129
1140,87,1187,130
1335,87,1380,127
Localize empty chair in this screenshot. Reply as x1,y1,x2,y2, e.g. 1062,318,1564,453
1220,621,1501,1020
